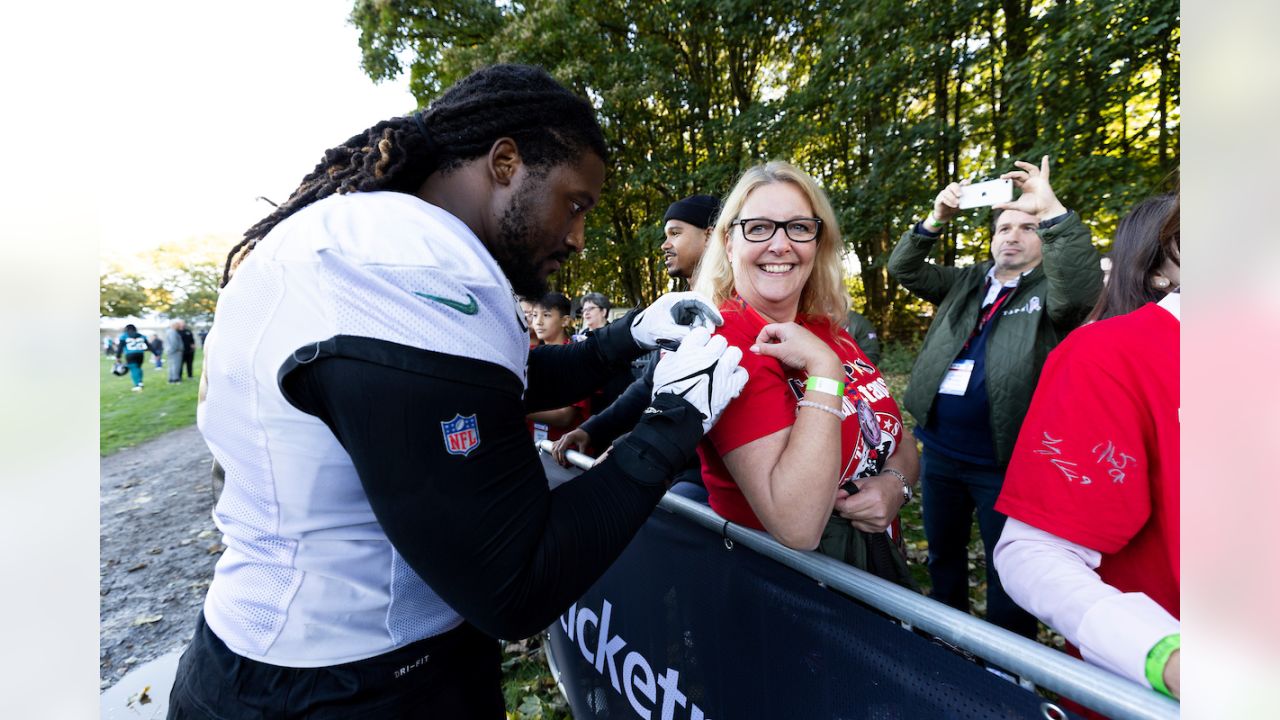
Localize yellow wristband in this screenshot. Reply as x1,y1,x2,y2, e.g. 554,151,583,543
1145,633,1180,698
805,376,845,398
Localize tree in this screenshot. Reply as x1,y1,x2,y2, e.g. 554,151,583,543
155,261,220,324
100,236,227,323
141,238,226,324
100,273,150,318
350,0,1179,338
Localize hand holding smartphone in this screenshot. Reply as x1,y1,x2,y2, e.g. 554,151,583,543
957,178,1013,209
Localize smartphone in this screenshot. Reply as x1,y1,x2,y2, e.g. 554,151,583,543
958,178,1013,210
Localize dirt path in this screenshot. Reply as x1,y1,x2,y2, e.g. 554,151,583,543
100,425,219,689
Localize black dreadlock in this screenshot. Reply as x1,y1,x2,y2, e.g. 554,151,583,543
222,64,608,287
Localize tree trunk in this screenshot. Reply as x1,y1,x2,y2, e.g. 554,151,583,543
1001,0,1035,156
988,7,1003,163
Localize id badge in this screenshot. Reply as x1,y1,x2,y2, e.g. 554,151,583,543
938,360,975,396
533,423,549,446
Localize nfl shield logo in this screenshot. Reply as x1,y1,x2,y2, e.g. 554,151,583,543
441,414,481,457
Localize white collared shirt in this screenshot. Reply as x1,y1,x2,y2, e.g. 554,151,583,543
981,265,1030,307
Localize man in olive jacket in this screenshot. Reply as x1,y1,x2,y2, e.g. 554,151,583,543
888,157,1101,638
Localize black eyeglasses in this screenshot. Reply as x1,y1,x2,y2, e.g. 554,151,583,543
731,217,823,243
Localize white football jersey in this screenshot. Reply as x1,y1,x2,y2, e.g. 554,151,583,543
198,191,528,666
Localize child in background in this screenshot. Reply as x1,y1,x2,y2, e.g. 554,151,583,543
527,292,589,446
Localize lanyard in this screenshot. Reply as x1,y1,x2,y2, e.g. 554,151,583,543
977,285,1014,333
964,281,1014,351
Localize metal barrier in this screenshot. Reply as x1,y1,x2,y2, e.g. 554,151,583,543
540,441,1179,720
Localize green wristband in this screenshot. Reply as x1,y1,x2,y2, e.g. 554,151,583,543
1145,633,1180,698
805,376,845,398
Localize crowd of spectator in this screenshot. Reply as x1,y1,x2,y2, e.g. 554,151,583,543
542,156,1179,702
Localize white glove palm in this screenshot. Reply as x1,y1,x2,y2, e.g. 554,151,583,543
630,292,723,351
651,327,748,433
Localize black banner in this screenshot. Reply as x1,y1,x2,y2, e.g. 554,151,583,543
545,474,1076,719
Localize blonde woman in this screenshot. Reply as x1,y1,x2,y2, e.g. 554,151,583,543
694,162,918,576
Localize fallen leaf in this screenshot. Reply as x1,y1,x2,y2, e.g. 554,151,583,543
132,614,163,626
148,547,163,555
207,543,226,555
127,563,148,572
517,695,542,716
127,685,153,707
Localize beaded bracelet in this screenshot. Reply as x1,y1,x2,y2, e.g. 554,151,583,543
796,400,846,420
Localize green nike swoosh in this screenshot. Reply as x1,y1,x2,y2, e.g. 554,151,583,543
413,291,479,315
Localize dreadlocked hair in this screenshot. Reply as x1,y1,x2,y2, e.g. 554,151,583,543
222,64,608,287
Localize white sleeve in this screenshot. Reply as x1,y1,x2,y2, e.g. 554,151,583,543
993,518,1179,687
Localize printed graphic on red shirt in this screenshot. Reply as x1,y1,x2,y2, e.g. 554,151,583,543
700,300,904,530
997,302,1179,617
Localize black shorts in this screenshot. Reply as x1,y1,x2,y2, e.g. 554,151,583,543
168,613,504,720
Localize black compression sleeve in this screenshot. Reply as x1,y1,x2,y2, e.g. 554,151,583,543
280,337,701,640
524,308,642,411
579,369,654,448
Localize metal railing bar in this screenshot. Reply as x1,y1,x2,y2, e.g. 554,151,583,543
539,442,1179,720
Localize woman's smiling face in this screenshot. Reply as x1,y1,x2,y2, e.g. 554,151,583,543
728,181,818,322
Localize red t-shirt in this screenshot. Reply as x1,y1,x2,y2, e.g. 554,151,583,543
699,299,905,532
996,302,1180,618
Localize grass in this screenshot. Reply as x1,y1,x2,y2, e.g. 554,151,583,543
100,351,204,456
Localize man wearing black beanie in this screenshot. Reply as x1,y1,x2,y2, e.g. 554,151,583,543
554,194,722,496
660,194,721,285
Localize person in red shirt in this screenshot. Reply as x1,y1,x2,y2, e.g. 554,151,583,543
692,162,919,565
994,200,1180,699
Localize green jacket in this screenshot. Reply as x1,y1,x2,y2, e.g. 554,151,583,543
888,212,1102,466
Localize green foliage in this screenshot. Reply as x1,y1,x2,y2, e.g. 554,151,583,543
102,238,225,322
100,273,151,318
100,351,203,455
876,339,923,379
350,0,1178,336
153,261,221,323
